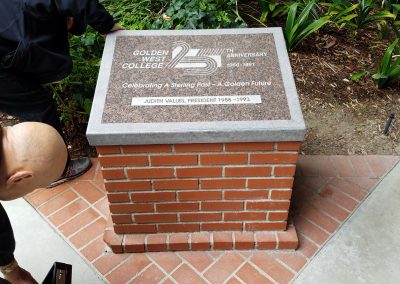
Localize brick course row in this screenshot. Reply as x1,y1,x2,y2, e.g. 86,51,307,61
103,224,298,253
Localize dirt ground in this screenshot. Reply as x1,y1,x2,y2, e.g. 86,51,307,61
292,31,400,155
1,25,399,157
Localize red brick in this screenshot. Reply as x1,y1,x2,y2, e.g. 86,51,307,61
104,181,151,192
250,153,298,164
236,263,273,284
109,203,153,213
107,193,130,203
101,169,125,180
312,196,349,222
178,191,221,201
245,222,287,231
269,211,289,221
200,154,247,165
251,252,294,283
213,233,233,250
274,252,307,272
277,226,298,249
174,143,223,152
225,142,274,151
99,155,148,167
255,233,277,249
134,213,177,223
201,201,243,211
271,189,293,199
295,216,329,245
124,235,145,253
301,205,339,233
103,230,123,253
169,233,190,251
246,201,290,210
180,213,222,222
151,154,198,166
297,233,318,258
201,222,243,231
123,144,171,153
224,190,268,200
154,179,198,190
201,179,246,189
127,168,174,179
38,190,78,216
147,234,167,251
158,223,199,233
191,233,211,250
96,146,121,154
225,166,272,177
248,178,294,189
330,178,367,201
114,224,156,234
224,212,266,221
234,232,255,250
156,202,199,212
276,141,301,151
176,167,222,178
274,166,296,176
111,214,132,224
324,187,358,211
131,192,176,202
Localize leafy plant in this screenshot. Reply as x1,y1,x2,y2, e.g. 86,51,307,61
150,0,246,29
258,0,288,23
320,0,359,30
352,38,400,88
353,0,396,29
102,0,167,29
284,0,330,51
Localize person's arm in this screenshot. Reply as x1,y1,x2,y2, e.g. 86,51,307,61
54,0,116,35
0,205,37,284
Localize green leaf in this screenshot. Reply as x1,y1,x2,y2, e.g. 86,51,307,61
295,17,330,46
379,38,400,74
388,65,400,79
336,14,358,25
351,70,368,80
286,3,298,39
335,3,359,19
372,73,388,79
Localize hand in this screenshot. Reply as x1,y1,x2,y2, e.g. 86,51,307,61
110,24,125,32
3,265,37,284
67,17,74,30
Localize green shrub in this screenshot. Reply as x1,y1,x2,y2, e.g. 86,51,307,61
352,38,400,88
150,0,247,29
258,0,288,23
284,0,330,51
320,0,359,30
49,0,166,124
353,0,395,29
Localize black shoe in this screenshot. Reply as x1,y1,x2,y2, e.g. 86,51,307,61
47,157,92,188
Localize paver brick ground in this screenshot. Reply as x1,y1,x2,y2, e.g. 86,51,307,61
25,155,399,283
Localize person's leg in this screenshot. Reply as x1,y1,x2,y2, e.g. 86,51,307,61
0,203,15,267
0,70,62,134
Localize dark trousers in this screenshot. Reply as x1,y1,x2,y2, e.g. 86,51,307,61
0,69,62,134
0,203,15,266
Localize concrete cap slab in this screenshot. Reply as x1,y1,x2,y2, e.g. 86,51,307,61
87,28,305,145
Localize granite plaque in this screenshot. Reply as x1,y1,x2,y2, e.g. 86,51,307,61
87,28,305,145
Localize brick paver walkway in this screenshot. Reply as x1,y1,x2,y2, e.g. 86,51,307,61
25,155,399,283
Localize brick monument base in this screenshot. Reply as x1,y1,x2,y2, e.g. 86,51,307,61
97,141,300,253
